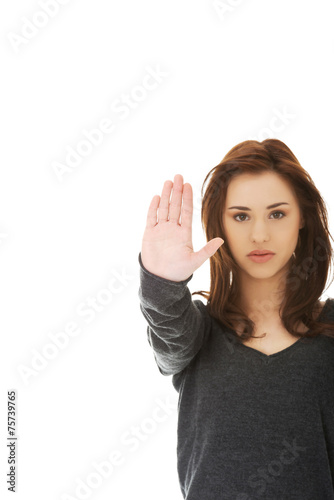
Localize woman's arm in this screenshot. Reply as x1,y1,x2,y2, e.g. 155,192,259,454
138,252,212,376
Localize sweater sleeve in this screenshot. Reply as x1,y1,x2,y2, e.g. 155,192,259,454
138,252,212,376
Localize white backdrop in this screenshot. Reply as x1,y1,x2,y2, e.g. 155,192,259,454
1,0,334,498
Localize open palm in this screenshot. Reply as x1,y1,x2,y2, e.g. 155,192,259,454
141,174,224,282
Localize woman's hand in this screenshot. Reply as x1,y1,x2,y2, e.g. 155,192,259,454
141,174,224,281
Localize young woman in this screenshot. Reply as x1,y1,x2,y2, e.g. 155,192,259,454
138,139,334,499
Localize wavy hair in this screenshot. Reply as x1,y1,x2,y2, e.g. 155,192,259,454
192,139,334,342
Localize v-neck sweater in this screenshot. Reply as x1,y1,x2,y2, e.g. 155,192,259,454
138,252,334,499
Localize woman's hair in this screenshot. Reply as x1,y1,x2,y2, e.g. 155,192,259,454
192,139,334,341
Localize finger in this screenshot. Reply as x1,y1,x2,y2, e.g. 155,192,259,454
180,182,193,229
169,174,184,223
157,179,173,222
193,238,224,269
146,195,160,228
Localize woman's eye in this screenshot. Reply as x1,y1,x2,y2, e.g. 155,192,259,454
233,211,285,222
234,213,248,222
271,211,285,219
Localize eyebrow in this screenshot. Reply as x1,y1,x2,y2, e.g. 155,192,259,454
227,202,290,210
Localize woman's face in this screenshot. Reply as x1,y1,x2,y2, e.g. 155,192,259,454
222,171,304,280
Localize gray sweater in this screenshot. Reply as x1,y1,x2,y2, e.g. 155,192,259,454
138,252,334,499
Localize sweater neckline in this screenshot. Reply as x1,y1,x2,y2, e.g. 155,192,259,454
239,336,303,359
238,297,331,359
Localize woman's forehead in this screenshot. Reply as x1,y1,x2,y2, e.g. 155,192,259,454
225,172,297,203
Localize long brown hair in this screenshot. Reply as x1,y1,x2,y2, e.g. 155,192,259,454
192,139,334,342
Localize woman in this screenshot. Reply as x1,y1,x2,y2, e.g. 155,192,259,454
138,139,334,499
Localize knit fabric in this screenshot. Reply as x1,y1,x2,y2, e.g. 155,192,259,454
138,252,334,499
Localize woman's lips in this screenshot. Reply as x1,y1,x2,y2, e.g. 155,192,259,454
247,253,275,263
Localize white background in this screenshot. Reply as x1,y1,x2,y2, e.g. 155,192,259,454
1,0,334,498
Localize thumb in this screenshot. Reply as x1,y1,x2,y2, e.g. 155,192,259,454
206,237,224,258
193,238,224,268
